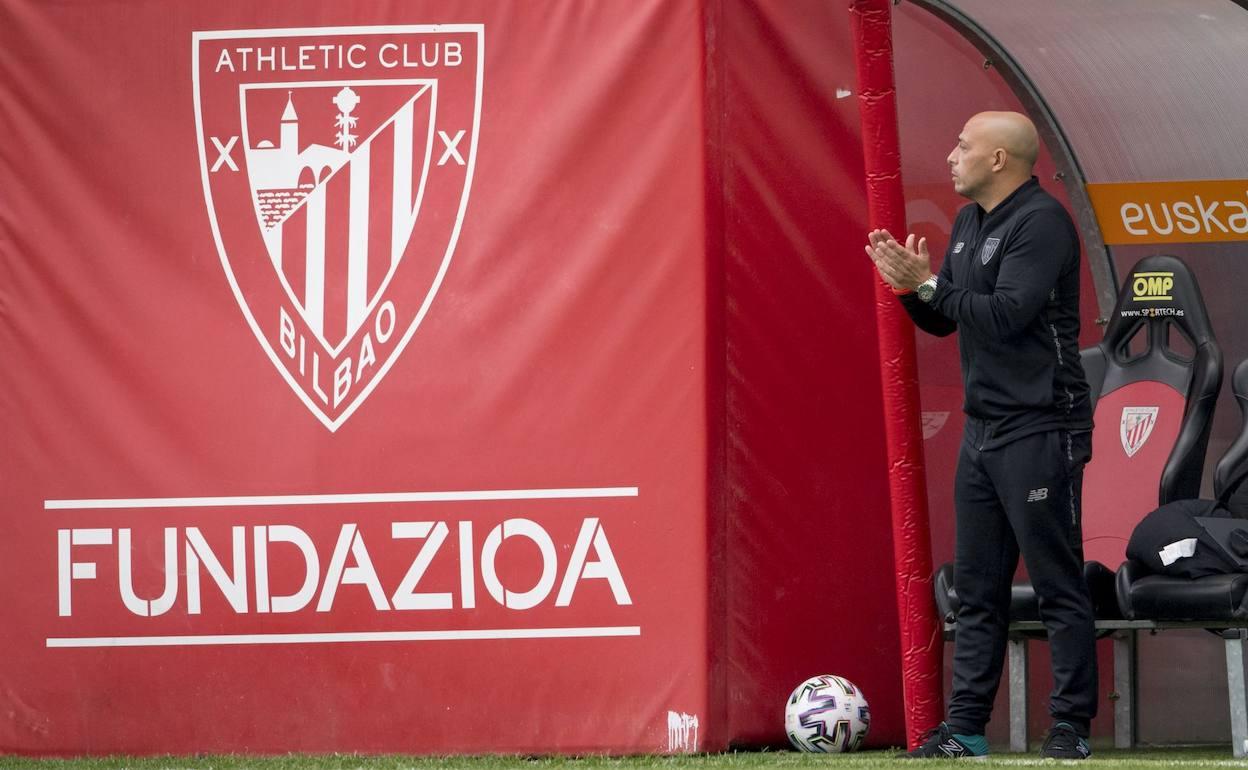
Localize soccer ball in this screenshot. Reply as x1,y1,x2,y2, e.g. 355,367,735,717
784,674,870,753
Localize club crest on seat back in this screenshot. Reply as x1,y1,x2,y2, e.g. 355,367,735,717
1121,406,1159,458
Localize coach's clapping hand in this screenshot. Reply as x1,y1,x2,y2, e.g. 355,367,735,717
865,229,932,292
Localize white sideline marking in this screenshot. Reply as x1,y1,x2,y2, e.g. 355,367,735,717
44,487,640,510
47,626,642,648
984,761,1248,767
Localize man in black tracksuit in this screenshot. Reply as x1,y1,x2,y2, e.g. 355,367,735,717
866,111,1096,760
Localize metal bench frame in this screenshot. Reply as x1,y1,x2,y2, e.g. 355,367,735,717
945,619,1248,756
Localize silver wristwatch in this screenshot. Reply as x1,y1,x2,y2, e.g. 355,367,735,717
915,275,940,303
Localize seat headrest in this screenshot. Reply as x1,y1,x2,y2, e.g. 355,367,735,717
1104,254,1215,354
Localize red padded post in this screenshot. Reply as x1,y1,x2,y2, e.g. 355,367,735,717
848,0,944,749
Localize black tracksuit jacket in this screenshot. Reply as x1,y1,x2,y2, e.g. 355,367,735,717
899,177,1093,448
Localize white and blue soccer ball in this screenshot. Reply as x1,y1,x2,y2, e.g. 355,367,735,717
784,674,870,753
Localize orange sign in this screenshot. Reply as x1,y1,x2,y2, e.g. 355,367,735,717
1086,179,1248,245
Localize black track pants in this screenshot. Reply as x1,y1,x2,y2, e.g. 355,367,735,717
946,423,1097,737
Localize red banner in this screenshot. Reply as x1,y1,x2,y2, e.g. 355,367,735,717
0,2,710,754
0,0,906,756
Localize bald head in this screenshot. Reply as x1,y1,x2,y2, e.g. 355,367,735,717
967,111,1040,170
947,110,1041,210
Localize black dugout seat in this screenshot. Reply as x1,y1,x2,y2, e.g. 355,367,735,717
1080,255,1222,565
937,255,1222,625
1216,361,1248,519
1117,358,1248,622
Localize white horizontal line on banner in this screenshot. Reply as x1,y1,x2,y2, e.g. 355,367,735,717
193,25,484,42
47,625,642,649
44,487,640,511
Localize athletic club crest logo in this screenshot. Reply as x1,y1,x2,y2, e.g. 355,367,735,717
1120,406,1159,458
920,410,950,440
193,25,483,430
980,237,1001,266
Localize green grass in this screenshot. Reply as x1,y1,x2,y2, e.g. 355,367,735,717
0,748,1244,770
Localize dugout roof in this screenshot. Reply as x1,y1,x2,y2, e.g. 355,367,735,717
910,0,1248,312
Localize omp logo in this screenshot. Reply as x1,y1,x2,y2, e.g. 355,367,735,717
1121,406,1159,458
1087,180,1248,245
1131,271,1174,302
193,25,483,430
